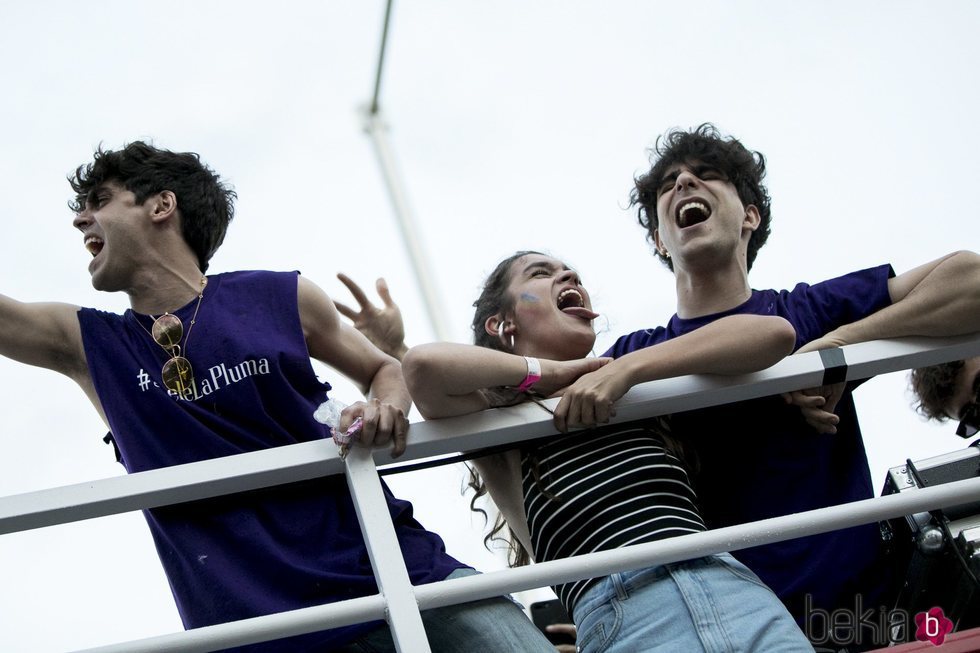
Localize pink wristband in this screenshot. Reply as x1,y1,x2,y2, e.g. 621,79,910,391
516,356,542,392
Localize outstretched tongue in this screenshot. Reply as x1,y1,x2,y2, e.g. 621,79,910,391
562,306,600,320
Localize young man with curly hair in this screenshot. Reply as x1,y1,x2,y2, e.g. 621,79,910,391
588,123,980,650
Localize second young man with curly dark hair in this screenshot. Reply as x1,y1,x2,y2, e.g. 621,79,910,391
576,123,980,651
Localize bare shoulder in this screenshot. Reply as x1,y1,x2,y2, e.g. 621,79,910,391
296,274,338,314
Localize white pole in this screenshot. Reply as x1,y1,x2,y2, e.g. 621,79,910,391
344,446,432,652
361,0,451,342
362,109,452,342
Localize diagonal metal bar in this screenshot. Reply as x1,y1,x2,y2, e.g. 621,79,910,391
361,0,452,341
362,110,452,341
368,0,394,115
71,475,980,652
2,334,978,535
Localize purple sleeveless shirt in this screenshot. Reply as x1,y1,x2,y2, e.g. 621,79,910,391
78,270,465,651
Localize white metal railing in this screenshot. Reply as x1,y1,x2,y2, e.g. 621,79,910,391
1,334,978,652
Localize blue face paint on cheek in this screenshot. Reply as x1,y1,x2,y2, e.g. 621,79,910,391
519,292,540,303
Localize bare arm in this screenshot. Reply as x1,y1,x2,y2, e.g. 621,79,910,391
401,347,603,553
402,343,609,419
298,276,410,456
553,314,797,431
800,250,980,352
0,294,87,380
787,251,980,434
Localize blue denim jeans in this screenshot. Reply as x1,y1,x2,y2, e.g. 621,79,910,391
573,553,814,652
335,568,555,652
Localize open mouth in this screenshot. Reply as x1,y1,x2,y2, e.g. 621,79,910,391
557,288,584,310
676,200,711,228
557,288,599,320
84,236,104,257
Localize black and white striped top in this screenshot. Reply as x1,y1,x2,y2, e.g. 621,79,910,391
521,418,705,614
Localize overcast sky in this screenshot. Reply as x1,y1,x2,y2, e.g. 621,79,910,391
1,2,978,651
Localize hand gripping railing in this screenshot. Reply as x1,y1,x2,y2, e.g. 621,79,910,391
1,334,978,652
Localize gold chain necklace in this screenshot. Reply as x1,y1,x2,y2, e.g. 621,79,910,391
135,276,208,394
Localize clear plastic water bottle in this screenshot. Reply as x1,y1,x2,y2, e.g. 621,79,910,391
313,397,362,458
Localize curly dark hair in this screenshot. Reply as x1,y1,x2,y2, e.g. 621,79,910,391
629,123,772,272
463,462,531,568
909,361,965,422
68,141,236,272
